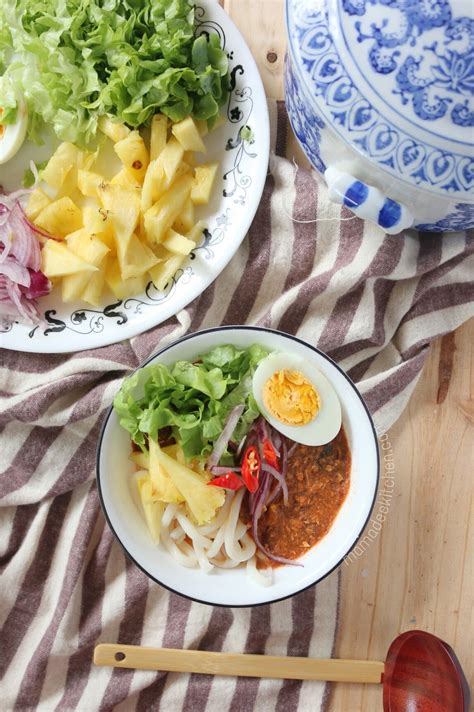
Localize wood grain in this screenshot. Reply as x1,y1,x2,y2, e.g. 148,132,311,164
331,319,473,711
223,1,287,100
226,4,473,710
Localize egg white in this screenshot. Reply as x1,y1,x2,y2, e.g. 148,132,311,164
0,98,28,165
252,351,342,446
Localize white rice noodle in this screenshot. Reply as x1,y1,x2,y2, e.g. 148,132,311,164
160,522,198,568
159,489,263,578
224,494,257,563
247,556,273,587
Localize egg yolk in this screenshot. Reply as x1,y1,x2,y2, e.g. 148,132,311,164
263,369,320,426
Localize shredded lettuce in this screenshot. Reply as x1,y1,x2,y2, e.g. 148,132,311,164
113,344,269,463
0,0,229,146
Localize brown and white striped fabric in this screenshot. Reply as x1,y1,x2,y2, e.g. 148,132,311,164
1,101,473,712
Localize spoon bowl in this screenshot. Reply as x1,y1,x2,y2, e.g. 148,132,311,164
384,630,470,712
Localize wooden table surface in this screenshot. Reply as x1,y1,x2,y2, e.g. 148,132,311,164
222,2,473,709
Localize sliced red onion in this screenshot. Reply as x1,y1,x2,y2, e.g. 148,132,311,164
250,469,271,518
3,278,39,323
287,442,298,458
256,417,269,443
0,257,30,286
0,230,12,262
17,201,55,240
251,526,303,567
236,435,247,457
272,431,282,455
0,190,50,325
28,160,41,188
9,203,41,270
251,472,302,568
261,462,289,505
207,404,245,469
22,270,51,299
266,441,288,506
246,419,302,566
210,465,241,476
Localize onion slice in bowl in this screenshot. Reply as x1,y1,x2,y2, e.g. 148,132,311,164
250,470,302,568
207,404,245,469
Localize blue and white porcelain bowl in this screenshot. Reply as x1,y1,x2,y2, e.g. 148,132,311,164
285,0,474,233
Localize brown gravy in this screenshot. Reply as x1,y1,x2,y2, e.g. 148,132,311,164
258,427,351,565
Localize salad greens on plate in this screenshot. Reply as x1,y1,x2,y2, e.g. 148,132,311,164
114,344,269,462
0,0,229,146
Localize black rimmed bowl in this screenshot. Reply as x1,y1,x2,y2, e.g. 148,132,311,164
96,326,380,607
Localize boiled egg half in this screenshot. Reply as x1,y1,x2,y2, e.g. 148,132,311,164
0,97,28,165
252,351,342,446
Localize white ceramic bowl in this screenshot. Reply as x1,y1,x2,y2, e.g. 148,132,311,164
97,327,380,606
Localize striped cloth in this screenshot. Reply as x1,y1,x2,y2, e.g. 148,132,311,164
1,101,473,712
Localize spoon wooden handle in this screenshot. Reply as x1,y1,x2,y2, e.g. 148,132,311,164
94,644,384,684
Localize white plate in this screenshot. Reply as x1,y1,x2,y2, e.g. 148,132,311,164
97,327,380,607
0,2,269,353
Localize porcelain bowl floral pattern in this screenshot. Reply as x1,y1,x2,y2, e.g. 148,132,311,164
285,0,474,232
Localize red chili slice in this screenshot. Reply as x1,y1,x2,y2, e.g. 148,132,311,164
207,472,245,490
262,438,279,469
241,445,261,493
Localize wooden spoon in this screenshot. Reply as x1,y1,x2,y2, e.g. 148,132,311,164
94,630,470,711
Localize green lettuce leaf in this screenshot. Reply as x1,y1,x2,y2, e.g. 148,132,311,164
0,0,229,147
113,344,269,462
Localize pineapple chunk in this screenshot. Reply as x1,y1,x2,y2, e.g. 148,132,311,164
195,119,209,137
114,130,149,184
35,197,83,239
141,137,185,213
136,474,165,543
81,268,106,306
77,169,106,198
98,183,141,253
149,437,184,503
25,188,51,221
183,151,197,166
61,270,96,303
140,159,160,215
172,199,195,234
61,275,86,303
171,116,206,153
153,444,224,525
130,451,149,470
149,253,186,292
119,233,159,280
191,163,219,205
160,138,187,186
82,206,115,250
98,183,141,272
162,229,195,256
98,116,131,143
41,142,83,192
110,168,142,190
144,174,193,244
42,240,97,278
173,161,193,182
186,220,207,244
66,230,110,265
150,114,168,161
105,258,147,299
61,231,108,304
